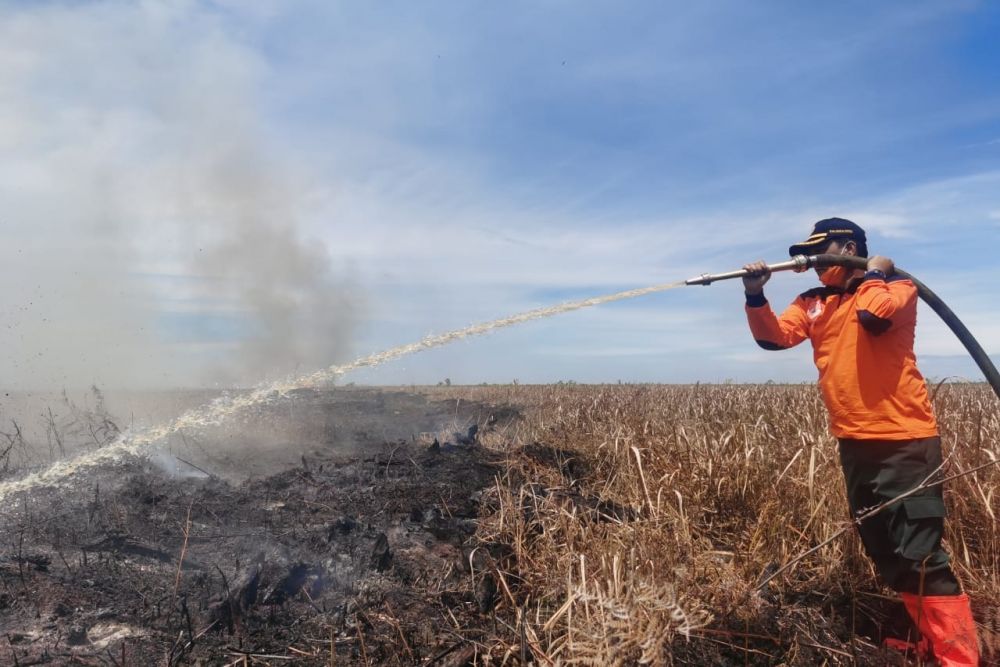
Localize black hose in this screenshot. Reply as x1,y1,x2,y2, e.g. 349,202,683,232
811,253,1000,401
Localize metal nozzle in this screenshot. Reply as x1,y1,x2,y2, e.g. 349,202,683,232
685,255,812,286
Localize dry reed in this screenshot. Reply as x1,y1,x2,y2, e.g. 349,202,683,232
420,382,999,665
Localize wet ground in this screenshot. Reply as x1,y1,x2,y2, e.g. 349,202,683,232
0,388,513,665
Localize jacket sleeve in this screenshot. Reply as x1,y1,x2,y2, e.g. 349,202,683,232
854,277,917,335
745,293,810,350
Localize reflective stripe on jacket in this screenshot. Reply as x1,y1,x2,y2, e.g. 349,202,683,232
745,275,938,440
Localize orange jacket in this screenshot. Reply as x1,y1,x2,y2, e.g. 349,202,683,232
746,275,938,440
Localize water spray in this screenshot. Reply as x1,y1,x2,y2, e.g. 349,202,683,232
2,252,994,502
0,279,686,502
686,253,1000,401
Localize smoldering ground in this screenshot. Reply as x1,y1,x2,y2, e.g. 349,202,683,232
0,387,509,665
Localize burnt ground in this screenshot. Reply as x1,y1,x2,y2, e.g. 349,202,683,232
0,388,516,666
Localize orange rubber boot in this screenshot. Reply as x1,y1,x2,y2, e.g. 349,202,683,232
900,592,980,666
883,635,931,660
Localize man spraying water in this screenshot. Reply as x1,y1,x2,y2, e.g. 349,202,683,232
742,218,979,666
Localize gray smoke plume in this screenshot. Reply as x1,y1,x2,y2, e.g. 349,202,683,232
154,96,362,386
0,2,359,390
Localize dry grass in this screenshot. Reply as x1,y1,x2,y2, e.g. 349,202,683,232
417,382,1000,665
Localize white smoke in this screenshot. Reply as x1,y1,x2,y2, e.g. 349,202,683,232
0,1,359,390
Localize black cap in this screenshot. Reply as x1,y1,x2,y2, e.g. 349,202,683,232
788,217,867,257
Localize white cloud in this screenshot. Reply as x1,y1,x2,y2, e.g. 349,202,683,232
837,171,1000,241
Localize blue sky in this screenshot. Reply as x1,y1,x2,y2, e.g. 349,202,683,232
1,1,998,388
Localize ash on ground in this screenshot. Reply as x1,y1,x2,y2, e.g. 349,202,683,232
0,389,509,665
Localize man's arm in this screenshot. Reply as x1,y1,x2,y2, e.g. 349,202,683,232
745,294,811,350
742,260,810,350
854,255,915,335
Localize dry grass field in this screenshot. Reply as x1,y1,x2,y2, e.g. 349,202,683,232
0,383,996,665
418,382,1000,665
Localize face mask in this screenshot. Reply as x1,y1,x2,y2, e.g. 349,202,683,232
817,241,854,287
819,265,849,287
